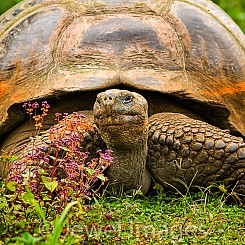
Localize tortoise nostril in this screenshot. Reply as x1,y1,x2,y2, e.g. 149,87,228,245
104,96,113,102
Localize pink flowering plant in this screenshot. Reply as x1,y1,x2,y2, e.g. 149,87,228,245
2,101,113,210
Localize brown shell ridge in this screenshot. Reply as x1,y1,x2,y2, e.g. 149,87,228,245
47,15,78,81
179,0,245,49
159,13,189,90
0,1,86,38
153,1,193,96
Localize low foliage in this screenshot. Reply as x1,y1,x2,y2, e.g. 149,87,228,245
0,101,113,243
3,101,112,207
1,185,244,244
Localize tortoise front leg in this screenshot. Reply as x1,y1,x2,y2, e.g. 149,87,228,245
147,112,245,202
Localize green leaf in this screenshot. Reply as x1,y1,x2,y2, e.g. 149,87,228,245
49,156,62,162
59,146,71,152
43,196,52,201
41,176,58,192
12,232,43,245
41,176,49,183
97,174,106,181
85,167,95,175
14,204,22,211
1,155,18,162
38,169,48,175
44,181,58,192
0,200,7,210
10,155,18,161
6,181,16,192
22,192,35,204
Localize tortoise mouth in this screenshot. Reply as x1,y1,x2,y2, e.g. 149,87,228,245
95,113,146,127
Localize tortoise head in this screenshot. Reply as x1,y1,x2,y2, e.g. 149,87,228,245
93,89,150,193
94,89,148,149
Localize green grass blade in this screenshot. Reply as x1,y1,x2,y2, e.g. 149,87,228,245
51,201,78,245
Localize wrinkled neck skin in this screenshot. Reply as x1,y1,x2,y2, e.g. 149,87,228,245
99,123,151,194
107,138,148,193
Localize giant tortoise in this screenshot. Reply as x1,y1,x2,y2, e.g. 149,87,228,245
0,0,245,199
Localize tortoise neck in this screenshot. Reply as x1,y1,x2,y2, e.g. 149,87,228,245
106,135,148,193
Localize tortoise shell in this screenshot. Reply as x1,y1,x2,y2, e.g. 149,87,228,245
0,0,244,140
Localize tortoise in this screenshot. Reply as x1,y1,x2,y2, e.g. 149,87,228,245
0,0,245,198
93,89,245,198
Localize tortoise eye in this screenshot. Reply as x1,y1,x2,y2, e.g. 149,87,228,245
123,96,133,104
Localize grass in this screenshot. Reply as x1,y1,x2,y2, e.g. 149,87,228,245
1,183,244,245
60,192,245,244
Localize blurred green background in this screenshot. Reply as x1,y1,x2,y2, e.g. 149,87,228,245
0,0,244,33
212,0,245,32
